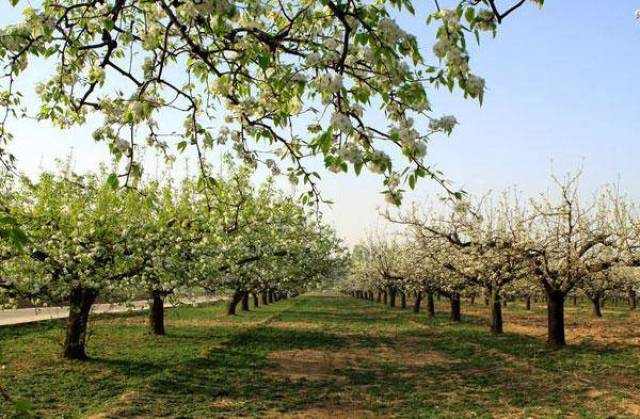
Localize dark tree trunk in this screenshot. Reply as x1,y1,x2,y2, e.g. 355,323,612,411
450,293,461,322
525,296,531,310
413,292,422,313
253,293,259,308
572,294,577,306
470,295,475,305
591,296,602,318
630,290,637,310
546,290,566,348
389,288,397,307
383,291,388,305
227,290,244,316
489,290,503,334
149,290,166,336
241,292,250,311
269,290,274,303
400,292,407,309
376,291,382,303
427,291,435,318
502,299,507,307
484,295,489,306
63,287,98,360
261,290,268,305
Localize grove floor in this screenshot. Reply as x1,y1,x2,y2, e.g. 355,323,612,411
1,293,639,418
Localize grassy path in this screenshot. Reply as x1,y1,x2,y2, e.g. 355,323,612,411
1,293,640,418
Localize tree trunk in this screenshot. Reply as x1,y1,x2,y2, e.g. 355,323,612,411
269,290,274,303
227,290,244,316
630,290,637,310
450,293,461,322
400,292,407,309
149,289,166,336
389,288,397,307
427,291,435,318
591,296,602,318
63,287,98,360
470,295,475,305
572,294,577,306
241,292,250,311
525,296,531,310
546,290,566,348
383,291,388,305
261,290,268,305
253,293,259,308
413,292,422,313
376,291,382,303
489,290,503,334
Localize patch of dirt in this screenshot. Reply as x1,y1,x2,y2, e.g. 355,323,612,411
263,407,375,418
264,339,452,383
166,319,244,327
264,349,349,383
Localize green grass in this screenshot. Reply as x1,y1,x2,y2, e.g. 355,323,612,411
1,293,639,418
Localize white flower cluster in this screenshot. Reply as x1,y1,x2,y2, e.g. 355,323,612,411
331,112,352,133
429,115,458,135
432,10,468,75
179,0,233,19
391,117,427,158
314,74,343,94
367,150,390,174
88,65,106,84
379,18,407,44
465,75,485,99
384,172,404,205
336,143,364,165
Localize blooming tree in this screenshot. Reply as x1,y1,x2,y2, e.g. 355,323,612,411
0,0,540,203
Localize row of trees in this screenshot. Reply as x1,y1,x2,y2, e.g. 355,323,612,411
346,173,640,347
0,163,346,359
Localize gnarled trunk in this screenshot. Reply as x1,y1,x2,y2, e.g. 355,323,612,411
427,291,435,318
227,290,244,316
241,292,250,311
149,289,166,336
389,288,397,307
489,289,503,334
591,295,602,318
413,291,422,313
450,293,461,322
63,287,98,360
546,290,566,348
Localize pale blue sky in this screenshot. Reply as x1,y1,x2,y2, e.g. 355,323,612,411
3,1,640,245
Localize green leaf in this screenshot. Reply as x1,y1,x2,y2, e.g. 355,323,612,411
107,173,119,190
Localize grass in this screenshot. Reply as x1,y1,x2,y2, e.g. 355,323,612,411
1,293,639,418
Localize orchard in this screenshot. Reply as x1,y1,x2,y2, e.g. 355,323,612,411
1,0,640,417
